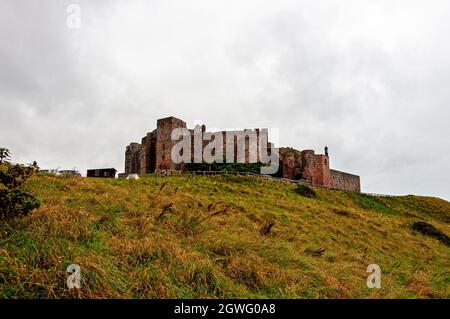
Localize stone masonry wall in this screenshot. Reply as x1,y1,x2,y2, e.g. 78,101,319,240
330,169,361,192
124,116,361,192
156,117,187,170
282,154,296,179
139,131,157,174
310,154,331,188
125,143,141,174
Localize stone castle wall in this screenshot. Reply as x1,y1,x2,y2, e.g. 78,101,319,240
156,117,187,171
126,117,271,174
330,169,361,192
124,116,361,192
125,142,142,174
281,150,331,188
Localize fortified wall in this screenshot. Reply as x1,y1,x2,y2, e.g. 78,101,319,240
124,116,361,192
330,169,361,192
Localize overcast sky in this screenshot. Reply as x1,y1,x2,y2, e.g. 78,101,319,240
0,0,449,199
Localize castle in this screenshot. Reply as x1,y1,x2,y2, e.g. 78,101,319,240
124,116,361,192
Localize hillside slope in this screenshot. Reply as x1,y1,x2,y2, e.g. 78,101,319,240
0,174,449,298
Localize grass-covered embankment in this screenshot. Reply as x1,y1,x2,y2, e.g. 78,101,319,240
0,174,448,298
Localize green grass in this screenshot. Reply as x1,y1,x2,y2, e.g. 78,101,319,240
0,174,449,298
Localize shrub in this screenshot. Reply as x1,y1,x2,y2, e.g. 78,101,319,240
0,150,40,220
295,183,316,198
412,221,450,246
185,160,267,174
260,221,275,236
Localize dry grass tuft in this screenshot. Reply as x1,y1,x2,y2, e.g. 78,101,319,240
260,221,275,236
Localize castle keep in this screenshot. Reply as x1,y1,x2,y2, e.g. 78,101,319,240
124,116,360,192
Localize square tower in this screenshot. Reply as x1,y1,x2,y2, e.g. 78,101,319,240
156,116,187,170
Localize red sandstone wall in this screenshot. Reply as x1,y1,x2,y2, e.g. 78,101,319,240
139,131,157,174
282,154,295,179
125,143,141,174
189,129,268,165
280,150,331,187
311,154,331,188
156,117,187,170
128,117,273,173
125,147,131,174
300,150,315,183
124,117,361,193
330,169,361,192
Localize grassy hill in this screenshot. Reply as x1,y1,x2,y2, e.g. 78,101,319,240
0,174,449,298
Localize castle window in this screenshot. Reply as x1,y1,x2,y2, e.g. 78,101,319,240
325,158,327,166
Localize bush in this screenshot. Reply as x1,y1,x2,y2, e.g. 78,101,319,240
295,183,316,198
412,221,450,246
185,158,269,174
0,150,40,220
